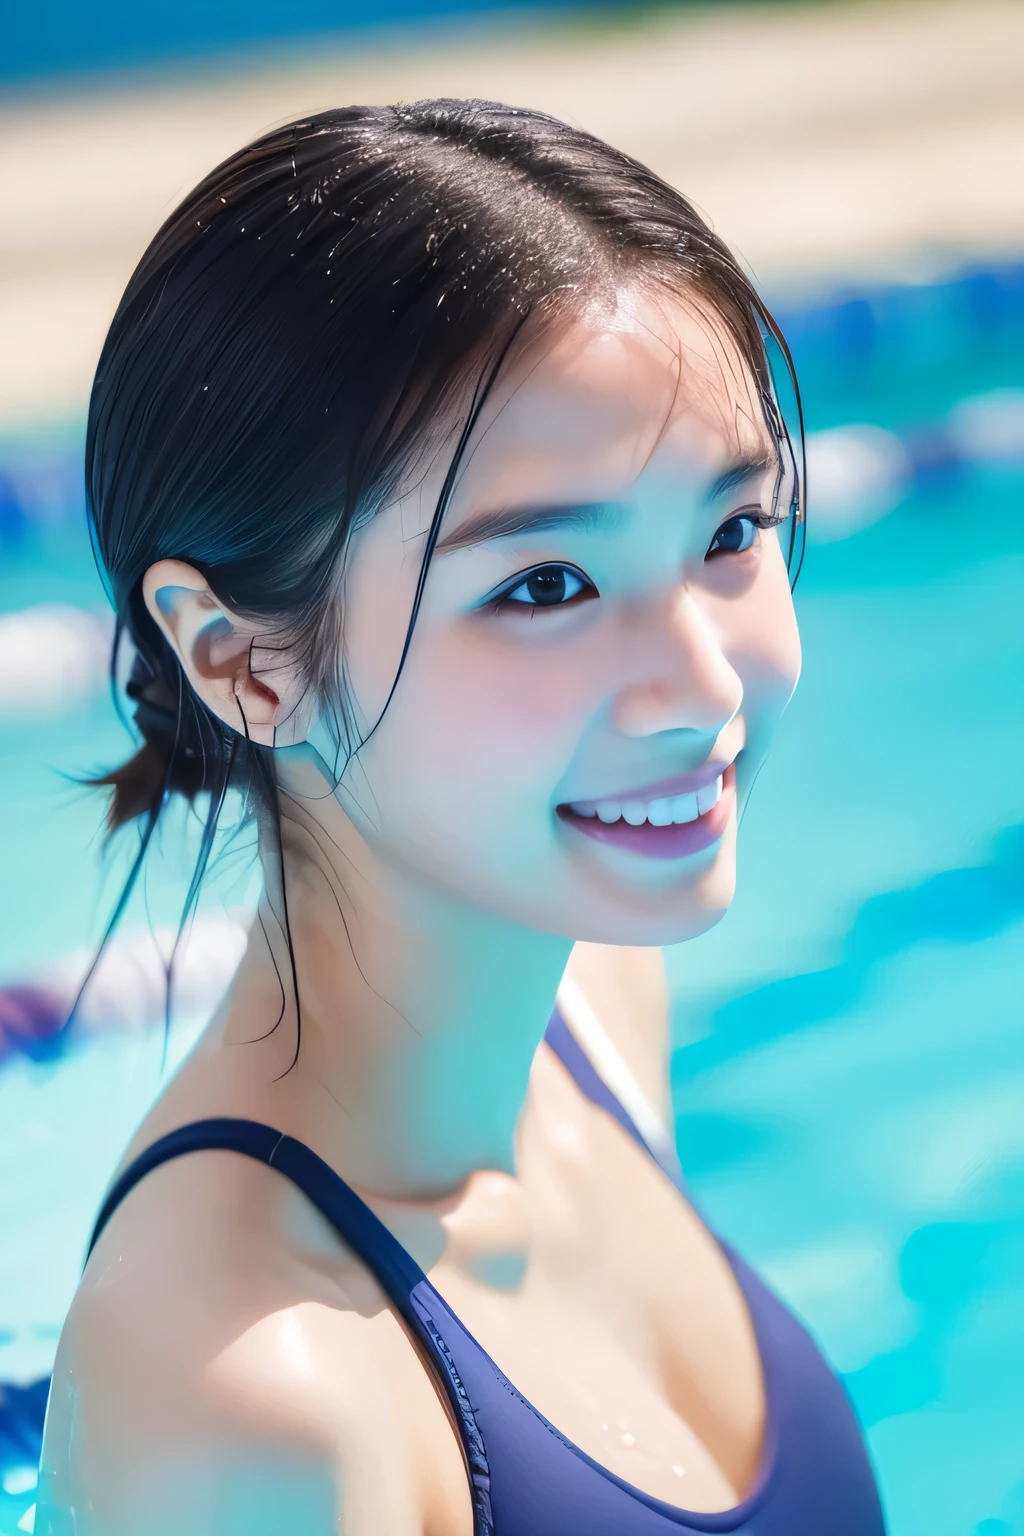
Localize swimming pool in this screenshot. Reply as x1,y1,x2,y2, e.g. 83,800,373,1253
1,263,1022,1535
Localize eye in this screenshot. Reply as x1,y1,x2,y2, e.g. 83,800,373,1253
493,563,596,611
706,510,779,559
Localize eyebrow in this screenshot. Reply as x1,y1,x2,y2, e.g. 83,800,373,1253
433,500,626,554
433,450,777,554
706,450,778,503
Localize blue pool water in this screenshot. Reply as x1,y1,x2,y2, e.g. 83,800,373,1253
1,264,1023,1534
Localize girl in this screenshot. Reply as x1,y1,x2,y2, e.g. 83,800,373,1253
38,100,885,1535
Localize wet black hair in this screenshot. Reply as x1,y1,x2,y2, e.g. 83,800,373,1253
83,98,804,1055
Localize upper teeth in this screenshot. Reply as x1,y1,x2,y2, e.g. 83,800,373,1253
569,776,723,826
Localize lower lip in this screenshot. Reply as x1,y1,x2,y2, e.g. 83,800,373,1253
556,764,736,862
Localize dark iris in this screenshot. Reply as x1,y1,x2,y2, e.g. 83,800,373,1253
525,567,569,605
710,517,753,555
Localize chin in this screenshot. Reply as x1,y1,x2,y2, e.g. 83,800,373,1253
642,893,733,948
568,867,737,949
666,892,733,946
549,819,739,947
634,829,738,945
563,901,729,950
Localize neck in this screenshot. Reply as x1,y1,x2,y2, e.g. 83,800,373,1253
219,774,572,1201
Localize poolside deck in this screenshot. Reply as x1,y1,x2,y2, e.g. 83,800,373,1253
1,0,1022,431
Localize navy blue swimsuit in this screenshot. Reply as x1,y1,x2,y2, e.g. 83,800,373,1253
87,1011,886,1534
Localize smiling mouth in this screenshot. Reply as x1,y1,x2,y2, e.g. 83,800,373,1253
556,763,736,861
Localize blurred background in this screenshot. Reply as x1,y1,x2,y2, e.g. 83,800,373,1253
1,2,1023,1532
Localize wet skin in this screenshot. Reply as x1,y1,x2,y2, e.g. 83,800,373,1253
38,283,802,1536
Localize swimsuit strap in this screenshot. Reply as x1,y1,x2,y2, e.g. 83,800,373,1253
542,1010,685,1191
88,1011,675,1278
87,1004,669,1273
80,1032,888,1536
86,1116,425,1299
86,1117,496,1532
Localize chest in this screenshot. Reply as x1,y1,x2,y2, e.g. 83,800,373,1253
388,1054,769,1529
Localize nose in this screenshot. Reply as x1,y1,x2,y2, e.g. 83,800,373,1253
611,586,742,740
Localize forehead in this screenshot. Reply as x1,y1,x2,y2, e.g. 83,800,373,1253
451,284,772,510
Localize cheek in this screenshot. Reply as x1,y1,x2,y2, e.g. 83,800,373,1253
366,620,597,832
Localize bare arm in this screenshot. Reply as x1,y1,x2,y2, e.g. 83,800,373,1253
38,1310,341,1536
38,1245,427,1536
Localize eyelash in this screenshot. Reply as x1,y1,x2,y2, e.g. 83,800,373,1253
705,507,788,558
486,507,788,612
487,564,596,613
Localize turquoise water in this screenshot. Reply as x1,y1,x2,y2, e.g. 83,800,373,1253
669,491,1024,1534
1,268,1022,1534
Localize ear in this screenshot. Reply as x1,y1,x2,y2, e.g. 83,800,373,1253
141,560,293,747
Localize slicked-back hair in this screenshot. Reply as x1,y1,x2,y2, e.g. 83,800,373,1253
83,99,804,1062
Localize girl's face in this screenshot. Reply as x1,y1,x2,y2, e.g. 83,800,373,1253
325,285,801,946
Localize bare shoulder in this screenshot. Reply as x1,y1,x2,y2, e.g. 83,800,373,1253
37,1153,435,1536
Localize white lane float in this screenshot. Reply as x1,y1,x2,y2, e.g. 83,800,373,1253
52,913,252,1037
0,604,112,717
804,424,912,544
0,914,252,1063
945,387,1024,465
